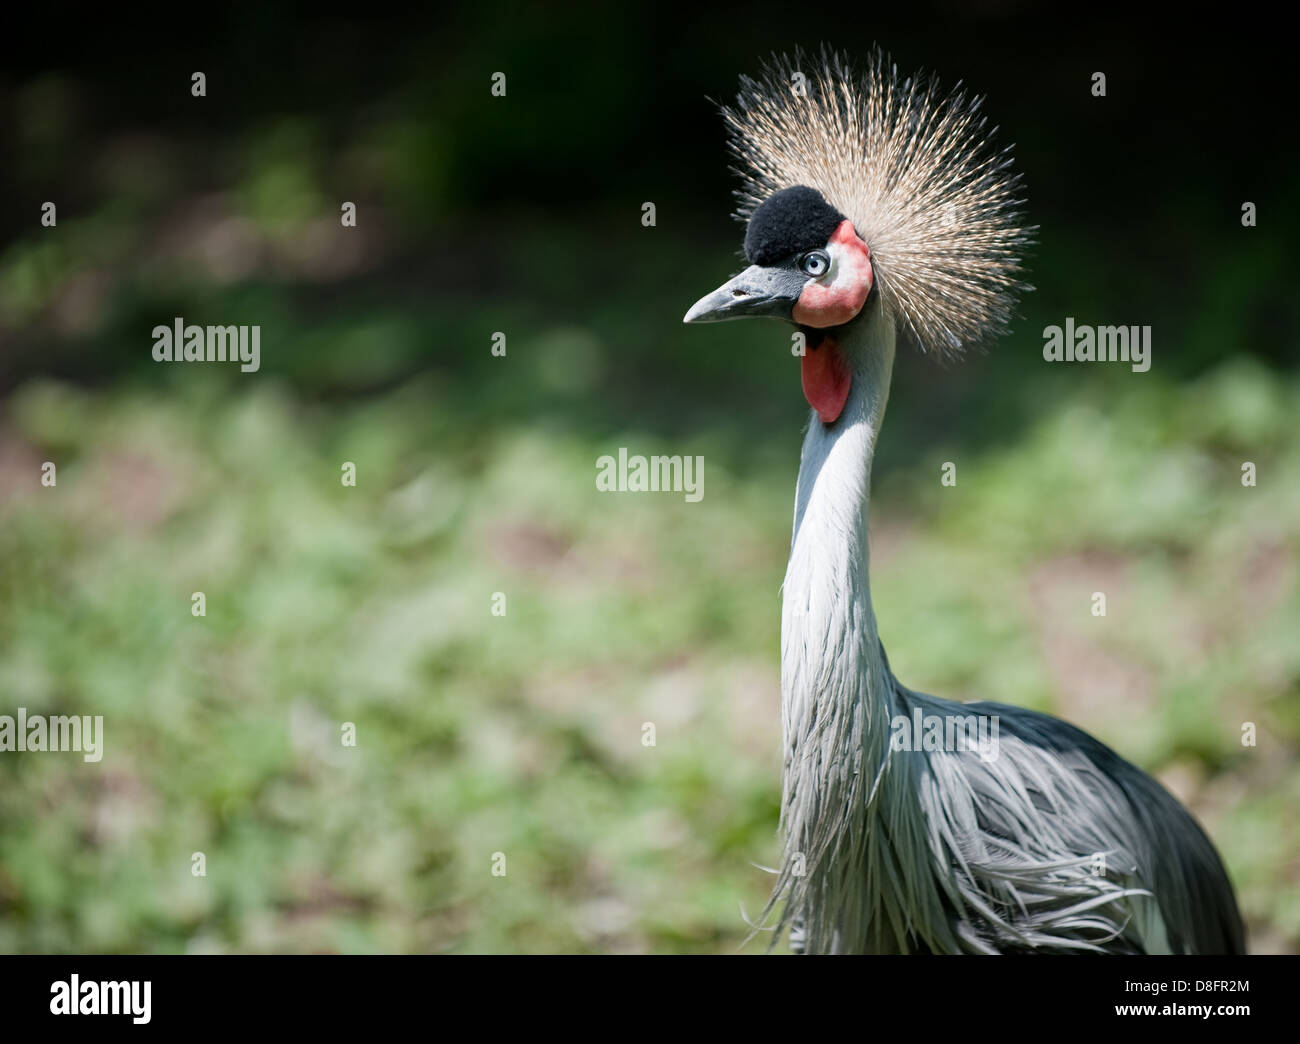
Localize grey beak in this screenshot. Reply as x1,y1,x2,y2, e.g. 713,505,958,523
683,264,807,323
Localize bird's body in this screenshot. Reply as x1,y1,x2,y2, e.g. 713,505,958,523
685,49,1245,954
775,306,1242,953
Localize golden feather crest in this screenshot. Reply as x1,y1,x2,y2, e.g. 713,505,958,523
722,48,1035,357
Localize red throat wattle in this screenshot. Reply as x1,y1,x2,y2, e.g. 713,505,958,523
801,337,851,424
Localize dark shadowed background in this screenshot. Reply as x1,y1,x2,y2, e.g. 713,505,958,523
1,4,1297,953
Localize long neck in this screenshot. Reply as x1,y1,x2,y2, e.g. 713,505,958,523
774,304,908,950
782,303,895,771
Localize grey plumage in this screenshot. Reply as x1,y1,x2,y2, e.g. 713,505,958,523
689,50,1245,954
770,301,1243,956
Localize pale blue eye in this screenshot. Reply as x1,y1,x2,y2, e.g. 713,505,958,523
801,251,830,277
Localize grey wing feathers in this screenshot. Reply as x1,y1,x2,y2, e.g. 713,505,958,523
902,690,1244,954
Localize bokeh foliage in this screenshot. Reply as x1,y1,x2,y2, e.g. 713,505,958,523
0,7,1296,952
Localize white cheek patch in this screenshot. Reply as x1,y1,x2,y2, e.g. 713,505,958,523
825,237,870,289
792,228,873,328
823,239,849,281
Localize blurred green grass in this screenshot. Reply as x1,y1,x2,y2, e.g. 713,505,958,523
0,354,1296,953
2,16,1298,953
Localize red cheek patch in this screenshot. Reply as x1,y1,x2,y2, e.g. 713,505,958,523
792,221,873,329
801,335,851,425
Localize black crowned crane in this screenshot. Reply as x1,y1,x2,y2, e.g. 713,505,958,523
684,50,1244,954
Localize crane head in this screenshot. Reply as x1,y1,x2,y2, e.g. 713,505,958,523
683,185,873,329
684,185,874,424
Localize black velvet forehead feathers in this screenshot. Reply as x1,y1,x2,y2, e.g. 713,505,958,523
743,185,846,266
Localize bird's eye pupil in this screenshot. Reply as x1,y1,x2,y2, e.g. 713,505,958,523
802,251,829,276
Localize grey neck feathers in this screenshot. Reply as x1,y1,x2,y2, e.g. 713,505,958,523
766,308,1186,956
770,305,937,952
